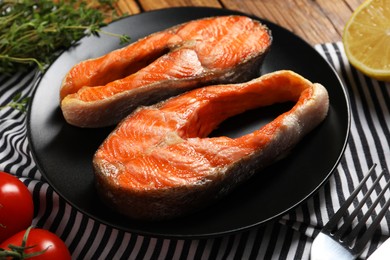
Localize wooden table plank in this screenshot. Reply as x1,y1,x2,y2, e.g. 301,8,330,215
113,0,364,45
114,0,141,15
221,0,363,45
220,0,326,44
138,0,222,11
314,0,361,40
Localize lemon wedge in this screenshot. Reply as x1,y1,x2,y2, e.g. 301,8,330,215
343,0,390,81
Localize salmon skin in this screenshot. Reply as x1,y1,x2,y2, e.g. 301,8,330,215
60,15,272,128
93,70,329,220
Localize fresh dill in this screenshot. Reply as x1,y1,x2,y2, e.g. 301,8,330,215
0,0,130,75
0,92,30,112
0,0,129,113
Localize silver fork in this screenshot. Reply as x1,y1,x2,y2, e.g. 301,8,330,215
311,164,390,260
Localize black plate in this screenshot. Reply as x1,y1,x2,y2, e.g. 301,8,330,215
27,7,350,239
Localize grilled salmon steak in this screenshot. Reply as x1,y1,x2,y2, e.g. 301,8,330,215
93,70,329,220
60,16,272,128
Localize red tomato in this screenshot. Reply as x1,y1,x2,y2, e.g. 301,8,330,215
0,228,71,260
0,171,34,243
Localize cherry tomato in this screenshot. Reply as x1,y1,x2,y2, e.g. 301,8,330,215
0,171,34,243
0,228,71,260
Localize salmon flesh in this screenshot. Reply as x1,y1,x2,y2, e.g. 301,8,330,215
93,70,330,220
60,16,272,128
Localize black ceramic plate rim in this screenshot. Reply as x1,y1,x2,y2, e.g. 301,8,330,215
27,7,351,239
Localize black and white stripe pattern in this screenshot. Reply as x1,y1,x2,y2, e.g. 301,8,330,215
1,42,389,259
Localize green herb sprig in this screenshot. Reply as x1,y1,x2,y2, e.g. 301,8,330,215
0,92,30,112
0,0,130,75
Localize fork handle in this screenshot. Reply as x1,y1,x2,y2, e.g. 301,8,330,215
310,233,354,260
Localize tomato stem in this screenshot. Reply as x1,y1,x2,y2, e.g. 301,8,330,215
0,248,23,259
0,226,49,259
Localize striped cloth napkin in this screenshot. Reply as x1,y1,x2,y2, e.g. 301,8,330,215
1,42,389,259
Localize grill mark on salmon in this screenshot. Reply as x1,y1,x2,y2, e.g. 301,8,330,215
60,16,272,128
93,70,330,220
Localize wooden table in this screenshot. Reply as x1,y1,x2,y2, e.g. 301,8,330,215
112,0,364,46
